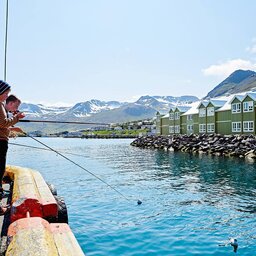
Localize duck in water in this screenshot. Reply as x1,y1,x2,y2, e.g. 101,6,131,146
230,238,238,253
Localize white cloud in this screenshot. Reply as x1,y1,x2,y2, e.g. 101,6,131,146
246,37,256,53
246,44,256,53
202,59,256,77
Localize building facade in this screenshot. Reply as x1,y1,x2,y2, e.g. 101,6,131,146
156,92,256,136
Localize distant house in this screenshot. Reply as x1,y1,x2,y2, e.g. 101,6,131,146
28,130,44,137
156,92,256,136
63,131,84,137
114,126,123,131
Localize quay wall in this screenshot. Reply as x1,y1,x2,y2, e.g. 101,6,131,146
131,134,256,159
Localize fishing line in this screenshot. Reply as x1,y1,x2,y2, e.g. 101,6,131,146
23,132,142,204
9,142,89,158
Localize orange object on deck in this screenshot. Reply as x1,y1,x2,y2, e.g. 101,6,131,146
5,166,58,223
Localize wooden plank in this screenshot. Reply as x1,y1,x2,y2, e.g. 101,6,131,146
32,171,58,218
50,224,85,256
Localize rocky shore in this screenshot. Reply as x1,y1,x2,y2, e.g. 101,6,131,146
131,134,256,159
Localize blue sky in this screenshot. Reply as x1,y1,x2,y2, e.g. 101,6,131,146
1,0,256,105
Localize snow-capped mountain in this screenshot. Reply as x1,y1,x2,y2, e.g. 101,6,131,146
19,95,199,124
135,95,199,111
61,100,125,118
21,103,69,118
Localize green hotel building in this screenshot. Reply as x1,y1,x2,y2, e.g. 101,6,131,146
156,92,256,136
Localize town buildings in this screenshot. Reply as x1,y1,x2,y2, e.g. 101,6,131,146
156,92,256,135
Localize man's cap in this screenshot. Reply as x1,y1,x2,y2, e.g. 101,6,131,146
0,80,11,95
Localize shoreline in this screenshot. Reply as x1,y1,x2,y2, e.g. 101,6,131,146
131,134,256,159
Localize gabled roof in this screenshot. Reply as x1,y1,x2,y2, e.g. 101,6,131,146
156,111,165,117
174,106,191,113
197,101,209,109
206,100,227,108
244,92,256,101
216,92,247,112
181,101,200,115
228,95,244,104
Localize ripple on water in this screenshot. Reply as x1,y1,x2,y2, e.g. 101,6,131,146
7,138,256,255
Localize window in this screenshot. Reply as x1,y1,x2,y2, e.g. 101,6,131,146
175,125,180,133
199,108,206,117
243,101,253,112
207,107,215,116
174,112,180,120
187,115,193,121
231,103,241,113
187,125,193,134
199,124,206,133
207,123,215,133
243,121,254,132
169,126,174,133
232,122,241,132
169,113,174,120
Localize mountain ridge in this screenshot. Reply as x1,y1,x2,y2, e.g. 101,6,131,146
206,69,256,98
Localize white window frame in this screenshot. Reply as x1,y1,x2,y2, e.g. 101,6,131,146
207,123,215,133
207,107,215,116
243,101,253,112
169,126,174,133
187,115,193,121
231,103,241,113
174,112,180,120
175,125,180,133
187,125,193,133
199,124,206,133
232,122,241,132
169,113,174,120
243,121,254,132
199,108,206,117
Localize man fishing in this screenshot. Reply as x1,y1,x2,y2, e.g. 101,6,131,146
5,94,24,135
0,80,25,214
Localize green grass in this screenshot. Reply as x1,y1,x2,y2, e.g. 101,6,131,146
83,129,149,136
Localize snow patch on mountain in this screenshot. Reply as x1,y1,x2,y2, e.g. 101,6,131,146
19,95,199,120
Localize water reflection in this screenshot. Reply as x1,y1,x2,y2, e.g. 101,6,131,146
95,145,256,215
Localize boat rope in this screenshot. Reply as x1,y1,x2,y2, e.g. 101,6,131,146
19,119,110,126
9,141,89,158
4,0,9,81
23,132,139,203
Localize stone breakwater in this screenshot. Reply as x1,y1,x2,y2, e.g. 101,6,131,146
131,134,256,159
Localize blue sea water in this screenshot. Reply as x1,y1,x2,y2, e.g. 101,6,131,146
7,137,256,255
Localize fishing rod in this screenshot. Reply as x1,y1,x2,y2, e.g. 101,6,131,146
9,142,89,158
19,120,110,126
4,0,9,80
23,132,142,205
